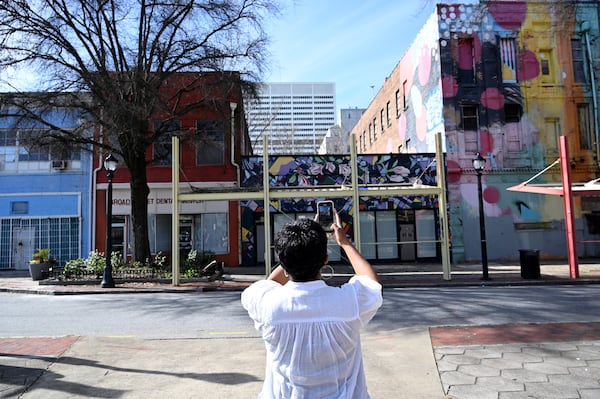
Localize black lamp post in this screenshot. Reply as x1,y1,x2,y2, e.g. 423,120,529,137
101,154,118,288
472,152,490,280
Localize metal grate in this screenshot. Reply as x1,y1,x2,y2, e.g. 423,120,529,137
0,217,80,269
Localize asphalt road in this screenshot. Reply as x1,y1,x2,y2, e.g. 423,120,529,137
2,284,600,338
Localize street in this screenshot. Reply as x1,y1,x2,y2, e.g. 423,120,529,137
2,284,600,338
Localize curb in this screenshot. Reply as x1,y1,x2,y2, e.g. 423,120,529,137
3,274,600,295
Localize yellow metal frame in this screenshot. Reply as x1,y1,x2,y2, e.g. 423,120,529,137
171,132,452,284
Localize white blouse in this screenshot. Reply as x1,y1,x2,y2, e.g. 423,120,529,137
241,276,383,399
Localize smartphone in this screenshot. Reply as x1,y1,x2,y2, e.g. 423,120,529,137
317,200,335,232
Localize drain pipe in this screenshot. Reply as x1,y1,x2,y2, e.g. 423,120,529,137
230,102,239,184
230,101,242,265
583,25,600,168
90,110,104,255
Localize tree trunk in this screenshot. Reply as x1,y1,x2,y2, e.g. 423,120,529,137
130,175,151,263
123,123,152,263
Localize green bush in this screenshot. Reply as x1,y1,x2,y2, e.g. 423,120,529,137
63,258,87,279
182,250,215,278
61,250,173,279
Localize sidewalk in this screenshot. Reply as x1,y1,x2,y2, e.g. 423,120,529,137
2,260,600,295
2,261,600,398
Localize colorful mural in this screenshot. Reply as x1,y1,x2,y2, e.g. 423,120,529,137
353,1,600,261
239,153,439,265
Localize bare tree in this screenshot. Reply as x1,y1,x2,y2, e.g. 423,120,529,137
0,0,279,262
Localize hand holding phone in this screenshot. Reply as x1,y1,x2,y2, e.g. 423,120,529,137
316,200,335,232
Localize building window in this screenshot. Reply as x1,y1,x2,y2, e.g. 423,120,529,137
461,105,479,131
386,101,391,127
373,117,377,140
11,201,28,214
500,37,517,83
368,123,373,144
380,109,385,133
544,118,561,153
504,103,522,123
0,130,17,163
395,89,401,117
362,131,366,151
18,130,51,161
458,37,475,84
194,213,229,254
402,80,408,110
461,105,479,153
539,50,554,84
571,39,587,83
577,103,594,150
153,120,180,165
196,120,224,165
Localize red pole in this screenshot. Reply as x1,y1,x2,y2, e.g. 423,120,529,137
559,136,579,278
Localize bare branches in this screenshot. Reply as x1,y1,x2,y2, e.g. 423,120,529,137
0,0,280,262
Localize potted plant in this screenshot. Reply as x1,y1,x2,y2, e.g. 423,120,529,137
29,248,58,281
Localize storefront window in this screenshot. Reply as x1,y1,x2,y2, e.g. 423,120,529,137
194,213,228,254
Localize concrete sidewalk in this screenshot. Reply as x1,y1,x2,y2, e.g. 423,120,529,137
3,323,600,398
0,327,444,399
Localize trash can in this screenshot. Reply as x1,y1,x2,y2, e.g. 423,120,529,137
519,249,540,279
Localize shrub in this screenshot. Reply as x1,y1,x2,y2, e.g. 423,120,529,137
182,250,215,278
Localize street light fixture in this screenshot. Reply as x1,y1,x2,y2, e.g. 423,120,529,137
472,152,490,280
101,154,118,288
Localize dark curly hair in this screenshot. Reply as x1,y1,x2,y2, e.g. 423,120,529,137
274,218,328,282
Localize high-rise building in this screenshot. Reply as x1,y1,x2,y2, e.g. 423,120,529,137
318,108,366,154
245,82,336,154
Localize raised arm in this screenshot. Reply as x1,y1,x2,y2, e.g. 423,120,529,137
331,215,380,283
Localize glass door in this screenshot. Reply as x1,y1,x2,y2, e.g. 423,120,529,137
376,211,398,259
359,211,376,259
415,209,437,258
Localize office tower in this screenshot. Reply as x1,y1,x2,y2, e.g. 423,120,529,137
246,82,336,154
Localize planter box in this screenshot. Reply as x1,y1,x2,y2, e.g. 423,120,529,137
29,263,50,281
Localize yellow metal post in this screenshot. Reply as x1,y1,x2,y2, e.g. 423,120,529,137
350,135,361,249
436,132,452,280
263,136,272,277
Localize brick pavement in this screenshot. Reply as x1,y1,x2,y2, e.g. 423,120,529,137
431,323,600,399
0,337,79,398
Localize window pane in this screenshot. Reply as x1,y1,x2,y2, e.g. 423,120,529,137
377,211,398,259
199,213,228,254
461,106,479,130
416,210,436,258
571,39,586,83
18,130,50,161
0,130,17,162
11,201,28,214
578,103,594,150
500,38,517,82
359,211,376,259
458,38,475,84
504,104,522,123
196,120,224,165
153,120,180,165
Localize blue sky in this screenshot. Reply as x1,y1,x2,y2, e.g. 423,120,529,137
263,1,438,114
1,0,480,118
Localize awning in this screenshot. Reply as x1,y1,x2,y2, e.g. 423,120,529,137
507,178,600,196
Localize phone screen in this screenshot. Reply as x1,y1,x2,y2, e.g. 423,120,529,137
317,201,334,231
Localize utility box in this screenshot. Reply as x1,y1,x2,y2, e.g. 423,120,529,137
519,249,540,279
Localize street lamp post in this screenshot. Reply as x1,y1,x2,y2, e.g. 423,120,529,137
101,154,118,288
472,152,490,280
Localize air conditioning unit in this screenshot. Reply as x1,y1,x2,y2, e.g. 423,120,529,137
51,160,67,170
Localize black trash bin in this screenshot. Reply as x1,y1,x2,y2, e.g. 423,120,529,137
519,249,540,279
